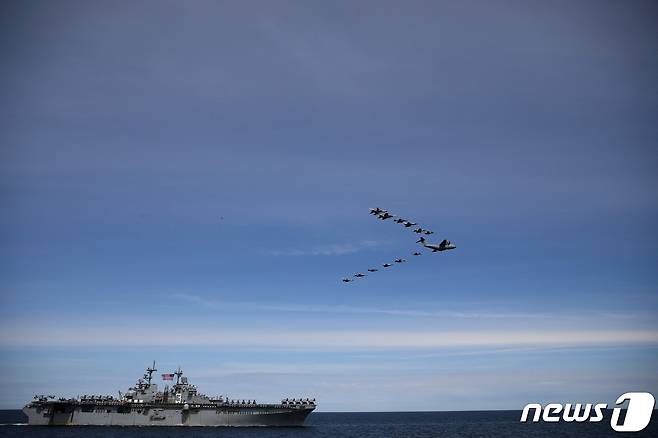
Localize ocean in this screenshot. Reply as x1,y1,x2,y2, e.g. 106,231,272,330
2,409,656,437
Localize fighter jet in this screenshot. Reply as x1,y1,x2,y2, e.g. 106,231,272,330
354,273,366,278
402,221,416,228
342,278,353,283
382,263,393,268
413,227,425,233
378,212,394,220
394,218,406,224
416,237,456,252
394,258,406,263
423,230,434,235
367,268,378,272
412,252,422,256
369,207,385,215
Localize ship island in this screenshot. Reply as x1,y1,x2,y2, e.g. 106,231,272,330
23,362,316,426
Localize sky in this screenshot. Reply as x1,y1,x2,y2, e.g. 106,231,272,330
1,0,657,411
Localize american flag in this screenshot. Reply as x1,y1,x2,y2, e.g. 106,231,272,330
162,373,174,381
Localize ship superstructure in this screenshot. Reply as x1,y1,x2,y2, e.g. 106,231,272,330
23,362,316,426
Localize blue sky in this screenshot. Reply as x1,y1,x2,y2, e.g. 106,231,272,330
1,0,657,410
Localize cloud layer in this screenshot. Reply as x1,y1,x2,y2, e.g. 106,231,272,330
3,325,657,349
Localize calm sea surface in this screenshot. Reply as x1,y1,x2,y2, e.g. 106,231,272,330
1,409,656,437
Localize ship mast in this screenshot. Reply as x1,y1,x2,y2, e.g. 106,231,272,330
174,366,183,385
146,360,157,385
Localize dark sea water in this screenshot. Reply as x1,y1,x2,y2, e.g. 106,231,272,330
1,409,656,438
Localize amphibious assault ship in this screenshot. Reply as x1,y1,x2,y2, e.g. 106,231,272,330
23,362,316,426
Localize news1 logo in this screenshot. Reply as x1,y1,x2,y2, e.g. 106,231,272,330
520,392,655,432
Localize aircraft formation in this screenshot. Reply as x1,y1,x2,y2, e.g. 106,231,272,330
341,208,456,282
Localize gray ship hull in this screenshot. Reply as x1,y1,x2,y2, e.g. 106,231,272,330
23,403,314,426
24,362,316,426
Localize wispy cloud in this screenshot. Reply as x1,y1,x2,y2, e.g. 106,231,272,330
170,293,547,319
257,303,549,319
2,325,656,349
170,293,653,322
261,240,383,256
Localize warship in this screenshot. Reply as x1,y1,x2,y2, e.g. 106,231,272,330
23,362,316,426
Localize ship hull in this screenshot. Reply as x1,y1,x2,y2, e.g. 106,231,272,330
23,404,314,426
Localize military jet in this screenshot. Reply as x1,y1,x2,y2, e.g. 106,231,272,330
354,273,366,278
394,258,406,263
378,212,394,220
382,263,393,268
367,268,378,272
423,230,434,235
412,252,422,256
342,278,353,283
402,221,416,228
413,227,425,233
394,218,406,224
416,237,456,252
369,207,385,215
